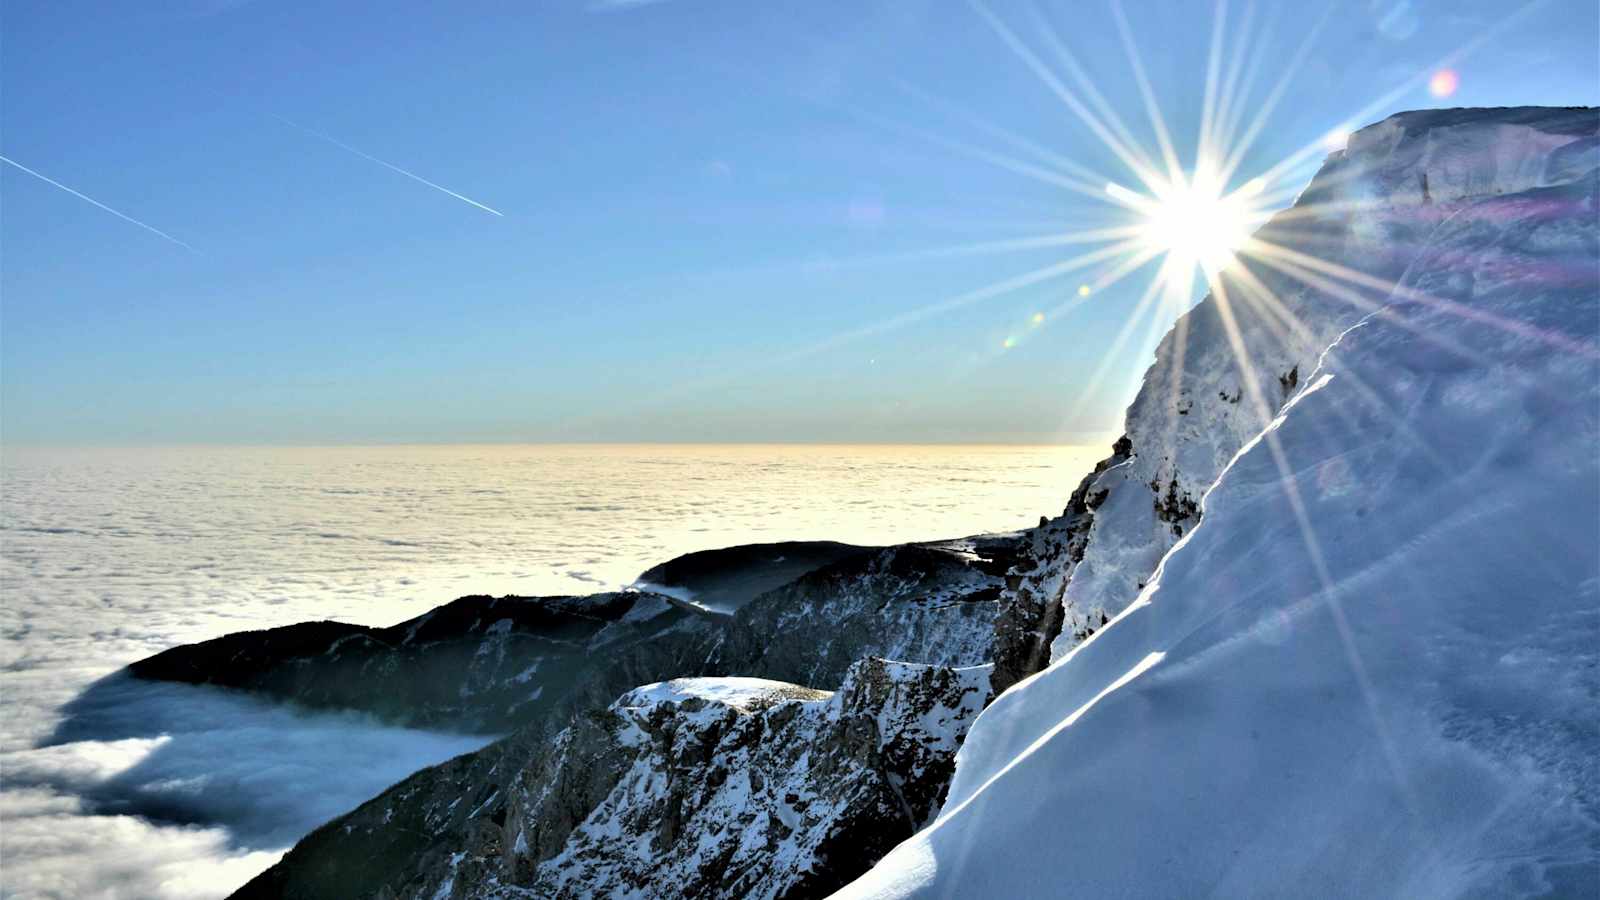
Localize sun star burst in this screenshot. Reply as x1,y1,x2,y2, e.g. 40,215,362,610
1108,164,1269,287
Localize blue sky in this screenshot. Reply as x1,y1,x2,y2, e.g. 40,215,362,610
3,0,1595,444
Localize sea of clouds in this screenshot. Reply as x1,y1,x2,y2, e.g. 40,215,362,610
0,442,1099,899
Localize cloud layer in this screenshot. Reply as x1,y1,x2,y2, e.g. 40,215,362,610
0,443,1098,898
4,677,490,898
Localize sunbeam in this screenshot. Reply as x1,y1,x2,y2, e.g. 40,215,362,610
969,0,1163,191
832,96,1112,201
1251,237,1600,359
495,0,1574,461
776,238,1149,365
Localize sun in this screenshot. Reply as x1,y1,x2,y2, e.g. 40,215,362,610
1107,163,1269,284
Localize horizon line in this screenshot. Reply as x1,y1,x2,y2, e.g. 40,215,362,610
1,436,1121,451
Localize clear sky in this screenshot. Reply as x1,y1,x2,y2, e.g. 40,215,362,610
3,0,1595,445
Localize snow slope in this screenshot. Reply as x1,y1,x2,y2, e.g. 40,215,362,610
989,106,1600,696
841,107,1598,898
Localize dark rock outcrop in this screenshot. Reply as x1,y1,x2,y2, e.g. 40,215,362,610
151,534,1022,899
718,538,1020,689
129,591,697,733
236,659,989,900
632,540,876,613
989,435,1130,695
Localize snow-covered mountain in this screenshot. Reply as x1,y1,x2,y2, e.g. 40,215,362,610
844,105,1599,898
991,106,1600,694
125,105,1597,900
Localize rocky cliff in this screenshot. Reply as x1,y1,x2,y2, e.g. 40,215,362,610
126,538,1008,737
233,659,990,900
472,659,985,900
125,536,1016,899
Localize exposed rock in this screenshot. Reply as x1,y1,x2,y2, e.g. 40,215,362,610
231,733,535,900
128,539,1008,737
989,435,1130,695
719,539,1019,688
216,535,1018,899
632,540,876,614
128,591,700,733
435,659,987,900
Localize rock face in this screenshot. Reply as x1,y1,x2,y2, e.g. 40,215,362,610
631,540,877,614
497,659,987,900
235,660,989,900
206,537,1017,899
719,538,1020,689
128,591,702,733
989,438,1127,694
129,539,1011,738
988,105,1600,696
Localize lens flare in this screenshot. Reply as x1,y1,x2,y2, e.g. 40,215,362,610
1428,69,1459,98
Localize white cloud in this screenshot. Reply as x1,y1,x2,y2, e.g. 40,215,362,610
2,678,490,899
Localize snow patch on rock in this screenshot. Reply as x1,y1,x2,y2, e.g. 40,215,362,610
403,659,992,900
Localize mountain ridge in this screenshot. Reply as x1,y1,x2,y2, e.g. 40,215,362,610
111,104,1600,899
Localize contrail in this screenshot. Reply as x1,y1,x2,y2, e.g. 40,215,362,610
588,0,670,10
269,115,504,217
0,155,198,252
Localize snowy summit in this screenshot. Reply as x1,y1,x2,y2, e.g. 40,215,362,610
841,106,1600,899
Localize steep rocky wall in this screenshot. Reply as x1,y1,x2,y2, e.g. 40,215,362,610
477,660,989,900
719,539,1019,688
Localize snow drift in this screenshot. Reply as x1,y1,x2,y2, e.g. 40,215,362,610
842,106,1599,898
